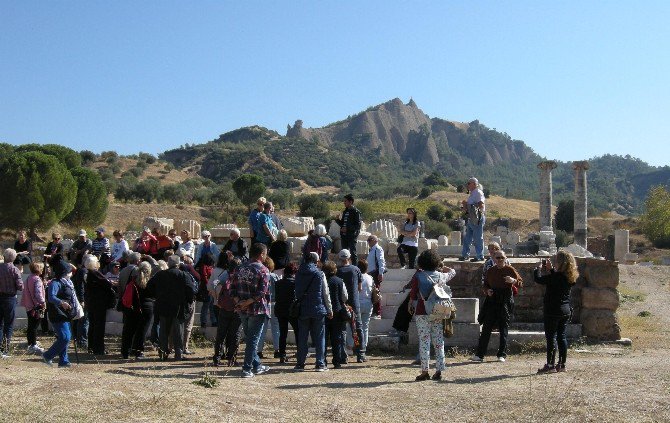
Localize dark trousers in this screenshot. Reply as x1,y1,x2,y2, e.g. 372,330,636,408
159,314,185,359
370,271,382,316
341,237,358,265
325,319,346,366
397,244,418,269
150,306,160,344
392,293,413,333
276,315,298,358
0,296,16,352
544,314,570,365
214,309,242,361
121,303,154,357
40,313,50,333
476,299,512,358
87,307,108,354
26,313,41,346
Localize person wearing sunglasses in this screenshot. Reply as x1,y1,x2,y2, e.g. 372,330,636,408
471,252,522,363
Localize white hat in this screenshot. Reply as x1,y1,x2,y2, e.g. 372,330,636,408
202,230,211,237
338,249,351,260
78,229,87,237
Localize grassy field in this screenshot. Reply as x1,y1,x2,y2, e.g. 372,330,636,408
1,265,669,422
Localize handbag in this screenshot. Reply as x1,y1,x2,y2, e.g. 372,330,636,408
371,284,382,305
26,276,45,319
420,275,456,322
289,275,316,320
396,234,404,243
443,310,456,338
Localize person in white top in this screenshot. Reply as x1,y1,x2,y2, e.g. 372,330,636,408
357,259,374,355
111,230,129,263
366,235,385,318
460,177,486,262
178,230,195,259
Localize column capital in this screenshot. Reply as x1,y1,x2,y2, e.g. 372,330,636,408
537,160,557,171
572,160,590,171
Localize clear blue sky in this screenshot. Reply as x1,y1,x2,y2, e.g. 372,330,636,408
2,1,669,166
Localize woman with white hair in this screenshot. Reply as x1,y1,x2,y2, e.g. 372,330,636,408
302,224,330,264
120,261,155,359
269,229,290,276
83,255,116,355
221,228,248,265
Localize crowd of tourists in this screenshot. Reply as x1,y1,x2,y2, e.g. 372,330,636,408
0,183,579,379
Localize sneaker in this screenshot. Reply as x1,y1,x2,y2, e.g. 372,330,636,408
400,265,407,269
556,364,567,373
293,365,305,372
537,364,556,374
273,350,281,358
469,355,483,362
58,363,72,368
431,371,442,381
315,365,329,372
372,315,382,320
497,356,506,363
254,365,270,375
470,258,484,262
333,363,342,369
42,355,53,367
135,353,146,360
458,257,467,261
183,349,195,355
1,353,10,359
241,370,255,378
415,372,430,381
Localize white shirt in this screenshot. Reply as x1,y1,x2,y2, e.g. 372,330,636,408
360,273,374,306
111,240,129,262
467,188,486,212
367,243,386,274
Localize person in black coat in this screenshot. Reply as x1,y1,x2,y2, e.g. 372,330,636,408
273,262,298,363
146,255,195,361
534,251,579,373
268,230,290,273
120,261,155,359
83,256,116,355
323,261,348,369
221,229,249,266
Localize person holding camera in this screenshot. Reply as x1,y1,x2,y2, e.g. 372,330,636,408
534,251,579,373
471,251,522,363
459,177,486,262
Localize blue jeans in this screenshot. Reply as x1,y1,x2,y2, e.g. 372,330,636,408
297,316,326,367
0,296,16,352
462,215,486,259
258,313,281,352
71,310,89,346
200,297,218,327
359,302,373,354
240,314,266,372
44,320,71,366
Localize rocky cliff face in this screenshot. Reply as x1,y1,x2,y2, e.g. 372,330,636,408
287,98,439,166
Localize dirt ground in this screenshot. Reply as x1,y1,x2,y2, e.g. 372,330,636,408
1,265,669,422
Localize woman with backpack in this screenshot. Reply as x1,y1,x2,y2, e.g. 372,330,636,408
534,251,579,373
408,250,456,381
120,261,155,359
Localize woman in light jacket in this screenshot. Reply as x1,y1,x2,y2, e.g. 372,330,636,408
21,262,46,354
409,250,456,381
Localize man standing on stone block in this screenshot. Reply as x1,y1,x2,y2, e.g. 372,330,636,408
248,197,266,245
335,194,362,265
366,235,386,319
460,177,486,262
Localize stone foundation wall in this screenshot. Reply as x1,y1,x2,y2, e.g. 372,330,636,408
445,257,620,341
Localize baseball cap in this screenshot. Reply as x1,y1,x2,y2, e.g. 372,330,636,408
202,230,211,237
78,229,87,237
338,249,351,260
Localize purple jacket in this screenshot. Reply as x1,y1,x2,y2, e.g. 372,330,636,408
21,274,46,309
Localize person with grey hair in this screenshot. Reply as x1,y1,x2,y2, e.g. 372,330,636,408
222,228,248,266
336,249,366,362
269,229,290,275
120,261,155,359
366,235,386,319
117,252,142,311
146,255,195,361
1,248,24,358
302,224,330,264
84,255,116,355
460,176,486,262
294,251,333,371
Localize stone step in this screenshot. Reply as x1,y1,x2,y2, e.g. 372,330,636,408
510,323,583,339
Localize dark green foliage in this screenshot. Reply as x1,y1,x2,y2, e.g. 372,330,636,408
555,200,574,233
423,219,451,239
0,151,77,231
297,195,330,221
426,204,447,222
418,186,435,199
554,229,570,248
232,174,266,207
356,201,377,222
134,178,163,203
423,171,449,187
268,189,295,210
64,167,108,227
114,176,139,202
483,188,491,198
138,152,156,164
80,150,97,165
162,184,190,204
15,144,82,169
640,186,670,248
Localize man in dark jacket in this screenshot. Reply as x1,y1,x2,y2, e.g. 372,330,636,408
294,252,333,371
336,249,366,362
334,194,362,265
146,255,195,361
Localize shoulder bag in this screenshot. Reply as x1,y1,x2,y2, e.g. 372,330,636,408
289,275,315,320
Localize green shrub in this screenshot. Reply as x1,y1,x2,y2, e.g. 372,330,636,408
423,219,451,239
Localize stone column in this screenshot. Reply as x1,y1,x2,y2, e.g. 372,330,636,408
614,229,630,262
573,161,590,249
537,160,557,230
